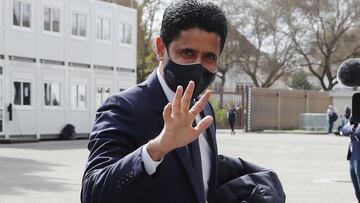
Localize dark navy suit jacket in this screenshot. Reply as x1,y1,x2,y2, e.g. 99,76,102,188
81,70,285,203
343,123,360,160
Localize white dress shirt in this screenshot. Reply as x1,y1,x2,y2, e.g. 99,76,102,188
141,68,212,198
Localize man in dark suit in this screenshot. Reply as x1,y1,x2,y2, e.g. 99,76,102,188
343,122,360,202
81,1,285,202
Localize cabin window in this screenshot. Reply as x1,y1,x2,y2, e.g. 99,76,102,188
13,81,31,106
13,0,31,28
72,12,87,37
44,82,60,106
119,23,132,44
44,6,60,33
96,17,110,41
71,83,87,110
96,86,111,108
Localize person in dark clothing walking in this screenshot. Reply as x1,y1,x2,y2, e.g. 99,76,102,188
345,105,352,120
227,104,236,135
327,105,338,134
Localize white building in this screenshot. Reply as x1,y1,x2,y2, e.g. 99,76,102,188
213,68,288,92
0,0,137,141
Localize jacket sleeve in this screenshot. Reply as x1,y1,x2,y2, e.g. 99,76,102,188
216,155,286,203
217,155,267,187
81,95,153,203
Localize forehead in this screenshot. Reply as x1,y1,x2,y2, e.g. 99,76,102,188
169,28,221,54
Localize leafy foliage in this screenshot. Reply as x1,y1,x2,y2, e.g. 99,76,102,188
209,97,228,127
287,70,315,90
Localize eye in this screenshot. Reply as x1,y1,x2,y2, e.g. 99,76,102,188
205,53,217,63
180,49,194,57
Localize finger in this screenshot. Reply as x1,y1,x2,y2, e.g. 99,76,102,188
189,90,211,117
194,116,213,135
172,86,183,116
181,81,195,112
163,103,172,121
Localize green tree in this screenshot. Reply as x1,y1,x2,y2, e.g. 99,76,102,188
136,0,163,83
287,70,314,90
209,97,228,127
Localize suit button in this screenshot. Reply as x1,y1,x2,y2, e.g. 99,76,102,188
128,171,134,177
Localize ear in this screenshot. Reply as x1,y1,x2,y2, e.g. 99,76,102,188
155,36,166,61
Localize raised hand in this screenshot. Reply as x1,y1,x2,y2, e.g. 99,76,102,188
147,81,213,161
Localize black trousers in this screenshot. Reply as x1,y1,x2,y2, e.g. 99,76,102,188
229,121,235,132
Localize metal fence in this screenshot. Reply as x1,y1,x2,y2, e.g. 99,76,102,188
212,87,331,131
211,86,248,129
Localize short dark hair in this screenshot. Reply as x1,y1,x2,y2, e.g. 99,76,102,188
160,0,228,52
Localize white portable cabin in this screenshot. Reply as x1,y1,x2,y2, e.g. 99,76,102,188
0,0,137,142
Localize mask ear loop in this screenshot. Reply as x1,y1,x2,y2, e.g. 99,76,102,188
164,47,178,65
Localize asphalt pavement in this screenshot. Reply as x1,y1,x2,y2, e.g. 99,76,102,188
0,130,356,203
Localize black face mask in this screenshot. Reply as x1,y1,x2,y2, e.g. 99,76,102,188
163,59,216,99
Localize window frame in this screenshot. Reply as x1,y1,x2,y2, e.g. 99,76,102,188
0,78,4,134
212,81,222,92
70,80,88,111
0,0,3,28
118,22,133,46
96,16,111,43
13,80,34,109
43,80,62,110
12,0,33,32
71,11,88,39
95,85,111,109
42,5,62,35
125,24,132,44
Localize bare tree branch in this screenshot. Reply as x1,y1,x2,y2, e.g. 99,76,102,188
278,0,360,90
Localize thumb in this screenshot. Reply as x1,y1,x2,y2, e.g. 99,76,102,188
194,116,213,135
163,103,172,121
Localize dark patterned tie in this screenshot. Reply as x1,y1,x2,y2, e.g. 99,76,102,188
188,120,204,191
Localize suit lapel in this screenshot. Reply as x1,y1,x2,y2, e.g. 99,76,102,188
175,147,206,203
145,70,168,114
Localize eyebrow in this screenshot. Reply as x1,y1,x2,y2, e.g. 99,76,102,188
204,52,218,57
179,48,194,51
204,52,219,61
178,48,218,56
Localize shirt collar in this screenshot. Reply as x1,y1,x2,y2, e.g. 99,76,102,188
157,67,175,103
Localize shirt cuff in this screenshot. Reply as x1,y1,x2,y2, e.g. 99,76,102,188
141,144,163,175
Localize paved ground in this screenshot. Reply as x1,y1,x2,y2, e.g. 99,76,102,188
0,130,357,203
